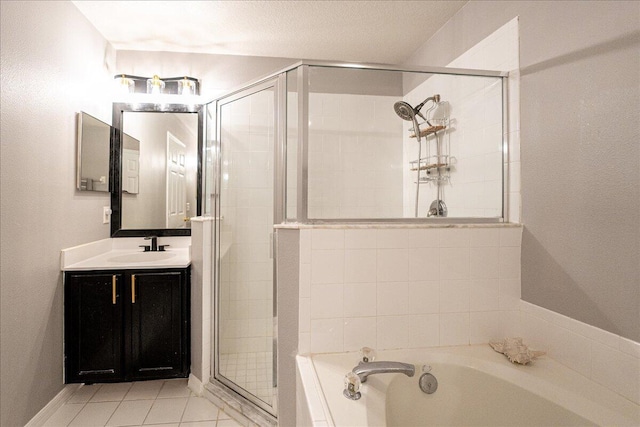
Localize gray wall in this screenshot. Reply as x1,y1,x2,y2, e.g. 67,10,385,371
406,1,640,342
0,2,115,425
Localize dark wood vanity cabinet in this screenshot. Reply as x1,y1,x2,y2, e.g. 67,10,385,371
128,270,189,380
64,267,190,384
64,272,125,383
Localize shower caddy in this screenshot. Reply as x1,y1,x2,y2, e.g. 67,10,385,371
409,105,451,216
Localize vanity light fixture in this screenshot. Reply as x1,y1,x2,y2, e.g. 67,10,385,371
112,74,200,96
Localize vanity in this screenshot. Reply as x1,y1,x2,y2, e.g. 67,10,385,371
67,100,204,383
61,238,191,384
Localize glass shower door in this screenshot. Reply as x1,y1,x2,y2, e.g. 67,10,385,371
214,81,277,415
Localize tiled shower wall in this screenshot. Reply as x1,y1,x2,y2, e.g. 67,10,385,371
218,90,274,355
404,17,521,223
306,93,405,219
290,18,520,222
403,17,520,222
402,78,503,218
297,226,523,354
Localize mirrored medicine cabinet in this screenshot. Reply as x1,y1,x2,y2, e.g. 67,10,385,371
77,112,112,192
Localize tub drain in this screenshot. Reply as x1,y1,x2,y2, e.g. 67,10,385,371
419,373,438,394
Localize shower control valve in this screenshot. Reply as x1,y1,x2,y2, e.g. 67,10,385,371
360,347,377,363
343,372,362,400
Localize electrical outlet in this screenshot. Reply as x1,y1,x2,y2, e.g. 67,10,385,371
103,206,112,224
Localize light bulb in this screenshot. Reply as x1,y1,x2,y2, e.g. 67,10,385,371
146,75,165,95
114,75,134,94
179,78,196,96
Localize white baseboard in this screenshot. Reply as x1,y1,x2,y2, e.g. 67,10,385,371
188,373,205,396
25,384,81,427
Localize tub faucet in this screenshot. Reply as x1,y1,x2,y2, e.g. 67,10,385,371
343,361,415,400
352,360,415,383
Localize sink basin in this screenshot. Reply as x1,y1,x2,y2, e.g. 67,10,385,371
107,252,177,263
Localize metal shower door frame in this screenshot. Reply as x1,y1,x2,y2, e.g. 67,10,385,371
210,74,285,418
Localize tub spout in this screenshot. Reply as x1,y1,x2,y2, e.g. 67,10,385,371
352,361,415,383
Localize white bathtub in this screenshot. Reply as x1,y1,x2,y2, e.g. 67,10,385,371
296,345,640,426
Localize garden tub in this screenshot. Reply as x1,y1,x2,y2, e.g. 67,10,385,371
296,345,639,426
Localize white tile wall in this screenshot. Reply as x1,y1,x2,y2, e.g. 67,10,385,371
295,224,640,405
305,93,405,219
298,226,522,354
219,90,274,355
288,20,518,222
404,17,521,222
519,301,640,405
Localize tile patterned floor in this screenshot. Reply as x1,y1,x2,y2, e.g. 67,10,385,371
218,352,274,404
42,379,242,427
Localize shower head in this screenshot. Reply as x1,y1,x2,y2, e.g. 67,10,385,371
394,95,441,122
394,101,423,142
394,101,416,121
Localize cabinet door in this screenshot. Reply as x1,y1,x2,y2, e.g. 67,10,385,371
65,272,124,383
127,270,189,380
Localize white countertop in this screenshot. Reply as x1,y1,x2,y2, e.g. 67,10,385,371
61,237,191,271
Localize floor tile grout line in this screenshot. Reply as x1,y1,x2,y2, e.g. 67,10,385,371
132,396,154,427
178,394,191,424
104,398,125,427
63,400,88,427
61,383,101,427
105,393,155,427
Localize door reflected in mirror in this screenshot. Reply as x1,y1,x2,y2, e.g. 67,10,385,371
122,133,140,195
121,112,198,230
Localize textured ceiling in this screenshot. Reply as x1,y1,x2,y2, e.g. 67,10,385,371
72,0,467,64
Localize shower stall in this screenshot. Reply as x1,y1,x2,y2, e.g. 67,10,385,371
202,61,507,422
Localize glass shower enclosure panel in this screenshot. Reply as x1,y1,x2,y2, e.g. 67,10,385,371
288,64,506,221
214,82,276,414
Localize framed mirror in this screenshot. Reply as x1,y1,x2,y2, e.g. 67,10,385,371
77,112,111,192
111,103,203,237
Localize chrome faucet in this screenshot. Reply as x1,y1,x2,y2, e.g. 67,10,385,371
351,360,415,383
343,361,416,400
343,348,416,400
